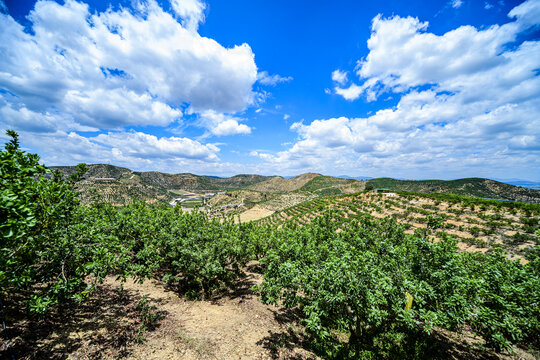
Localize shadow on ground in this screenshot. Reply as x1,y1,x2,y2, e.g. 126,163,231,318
255,306,527,360
1,284,167,360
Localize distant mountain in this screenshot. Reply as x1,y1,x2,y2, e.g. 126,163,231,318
50,164,540,205
136,171,269,191
51,164,271,205
337,175,374,181
366,177,540,204
492,178,540,190
299,175,365,196
248,173,321,193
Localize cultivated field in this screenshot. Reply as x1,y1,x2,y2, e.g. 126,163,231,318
257,192,539,262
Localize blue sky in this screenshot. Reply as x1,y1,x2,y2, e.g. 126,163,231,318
1,0,539,180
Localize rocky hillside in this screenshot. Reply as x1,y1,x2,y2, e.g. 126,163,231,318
367,177,540,203
248,173,320,193
50,165,540,205
50,164,273,205
53,165,270,189
137,172,270,191
299,175,365,196
53,164,133,180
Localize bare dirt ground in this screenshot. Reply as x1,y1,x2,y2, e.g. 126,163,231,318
238,205,275,223
117,272,316,360
3,266,536,360
259,193,317,212
3,267,316,360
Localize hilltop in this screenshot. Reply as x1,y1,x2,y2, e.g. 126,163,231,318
49,164,540,207
366,177,540,203
51,164,271,205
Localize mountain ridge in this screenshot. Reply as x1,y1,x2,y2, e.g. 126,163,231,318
50,164,540,204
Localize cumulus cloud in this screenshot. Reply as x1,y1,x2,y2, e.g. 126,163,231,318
331,70,348,85
257,71,293,86
334,84,364,101
63,88,181,128
13,130,221,172
0,0,261,172
276,0,540,178
508,0,540,28
0,0,257,131
198,110,251,136
93,131,219,161
340,0,540,101
170,0,205,32
259,97,540,178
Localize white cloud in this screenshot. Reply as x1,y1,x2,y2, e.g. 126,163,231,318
355,15,517,95
259,96,540,177
170,0,205,32
277,1,540,179
0,97,97,133
334,84,364,101
0,0,257,132
508,0,540,29
283,114,290,120
485,2,494,9
212,120,251,136
93,131,219,161
451,0,464,9
3,129,221,172
0,0,261,172
198,110,252,136
331,69,348,85
257,71,293,86
62,88,181,128
346,1,540,101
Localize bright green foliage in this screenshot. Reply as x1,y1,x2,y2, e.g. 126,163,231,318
257,211,539,358
0,131,110,312
2,132,538,358
462,251,539,350
77,201,271,299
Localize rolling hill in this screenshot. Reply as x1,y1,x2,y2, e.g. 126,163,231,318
50,164,540,205
366,177,540,203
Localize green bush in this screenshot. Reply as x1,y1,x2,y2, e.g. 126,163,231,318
0,131,129,313
257,211,539,358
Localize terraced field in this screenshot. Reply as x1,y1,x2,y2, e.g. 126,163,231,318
257,191,540,262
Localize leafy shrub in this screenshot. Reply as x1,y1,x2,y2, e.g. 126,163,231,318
257,212,539,358
0,131,129,313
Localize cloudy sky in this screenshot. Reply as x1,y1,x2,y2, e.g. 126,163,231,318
1,0,539,180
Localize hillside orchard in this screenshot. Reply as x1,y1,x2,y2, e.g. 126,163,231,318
1,131,539,359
